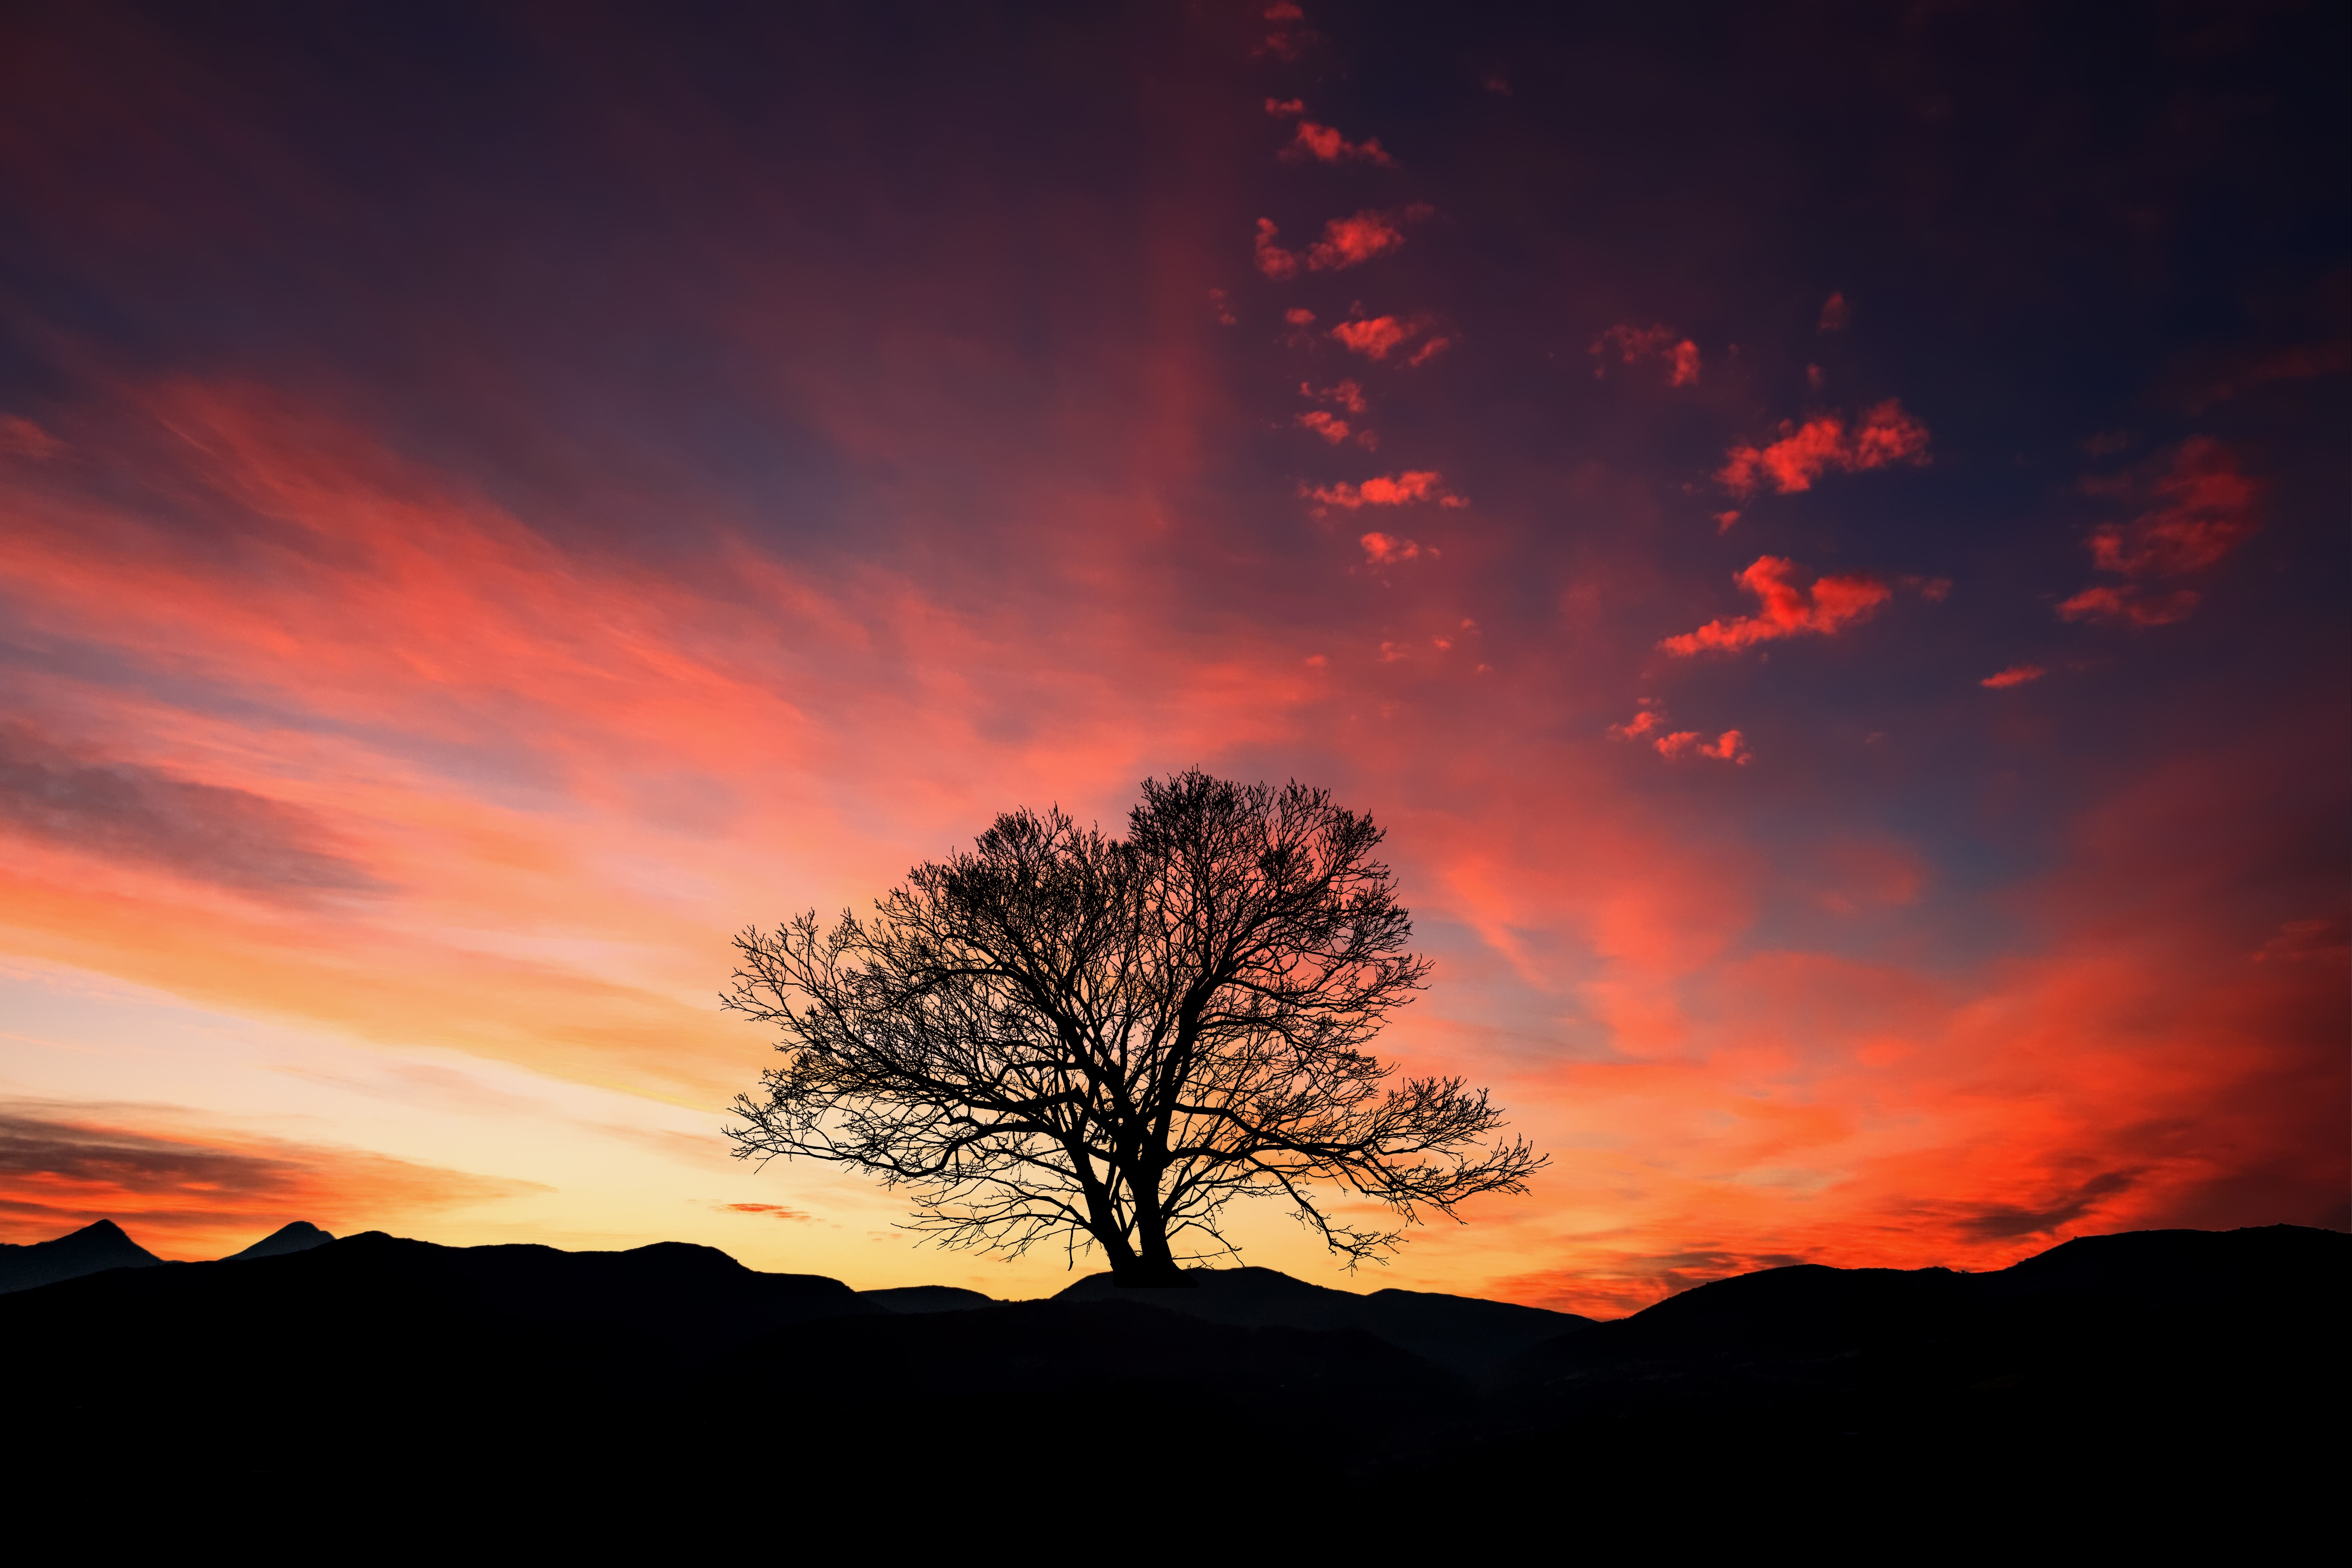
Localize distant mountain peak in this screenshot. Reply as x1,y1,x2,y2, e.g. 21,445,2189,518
225,1221,337,1261
0,1217,165,1295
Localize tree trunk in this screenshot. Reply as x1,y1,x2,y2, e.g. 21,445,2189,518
1111,1165,1191,1287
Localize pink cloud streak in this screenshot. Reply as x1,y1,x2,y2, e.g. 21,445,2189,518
1660,556,1892,656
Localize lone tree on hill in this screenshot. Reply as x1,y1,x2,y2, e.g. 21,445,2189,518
723,771,1544,1287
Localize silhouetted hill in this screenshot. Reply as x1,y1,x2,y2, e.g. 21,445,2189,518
755,1296,1461,1442
859,1284,996,1312
1055,1263,1592,1374
1445,1222,2349,1522
4,1222,2341,1539
224,1220,335,1260
0,1218,162,1294
1499,1221,2346,1394
4,1229,872,1421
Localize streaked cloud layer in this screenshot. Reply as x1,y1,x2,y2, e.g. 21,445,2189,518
0,3,2342,1309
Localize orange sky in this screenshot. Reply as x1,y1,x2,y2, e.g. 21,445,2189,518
1,3,2343,1315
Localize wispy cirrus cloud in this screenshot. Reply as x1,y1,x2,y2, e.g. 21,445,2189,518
0,722,387,902
0,415,64,459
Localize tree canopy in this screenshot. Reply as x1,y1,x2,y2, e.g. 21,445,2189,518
724,772,1543,1285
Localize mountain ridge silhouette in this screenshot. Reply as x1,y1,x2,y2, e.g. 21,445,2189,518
0,1217,162,1294
224,1220,336,1261
1053,1262,1590,1374
4,1220,2339,1535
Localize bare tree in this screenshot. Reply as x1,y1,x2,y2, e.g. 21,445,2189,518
723,772,1544,1286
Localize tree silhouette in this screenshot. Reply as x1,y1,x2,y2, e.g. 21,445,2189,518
724,772,1544,1286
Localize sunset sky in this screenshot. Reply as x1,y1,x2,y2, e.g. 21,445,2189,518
1,2,2343,1315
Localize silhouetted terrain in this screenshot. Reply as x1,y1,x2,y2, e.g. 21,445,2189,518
1056,1263,1590,1374
0,1218,160,1293
4,1223,2340,1536
0,1217,337,1293
859,1283,998,1313
224,1220,336,1261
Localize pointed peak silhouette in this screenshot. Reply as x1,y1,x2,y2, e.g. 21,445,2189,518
0,1217,166,1294
225,1221,337,1261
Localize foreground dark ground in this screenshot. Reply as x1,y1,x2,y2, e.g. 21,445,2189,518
7,1223,2341,1541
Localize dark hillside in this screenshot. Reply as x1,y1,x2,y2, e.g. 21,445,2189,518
1449,1223,2348,1527
224,1220,336,1261
860,1284,997,1312
3,1223,2341,1539
1056,1264,1592,1374
728,1297,1464,1447
0,1218,161,1294
7,1230,871,1414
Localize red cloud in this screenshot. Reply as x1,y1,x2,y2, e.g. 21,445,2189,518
1591,324,1700,387
1253,2,1315,60
2056,585,2202,627
1284,120,1397,167
1609,707,1747,763
1981,664,2046,689
1309,208,1416,268
2088,438,2256,574
1660,556,1892,656
1254,218,1300,280
1309,470,1459,509
1331,314,1446,363
1303,378,1367,414
1358,532,1425,565
1264,98,1305,116
1656,728,1750,764
1819,291,1850,331
1607,707,1664,740
1332,316,1411,358
2060,438,2258,628
720,1201,812,1220
1296,409,1350,444
1717,400,1931,497
1253,207,1431,279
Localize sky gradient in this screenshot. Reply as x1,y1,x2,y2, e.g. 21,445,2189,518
1,1,2344,1314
